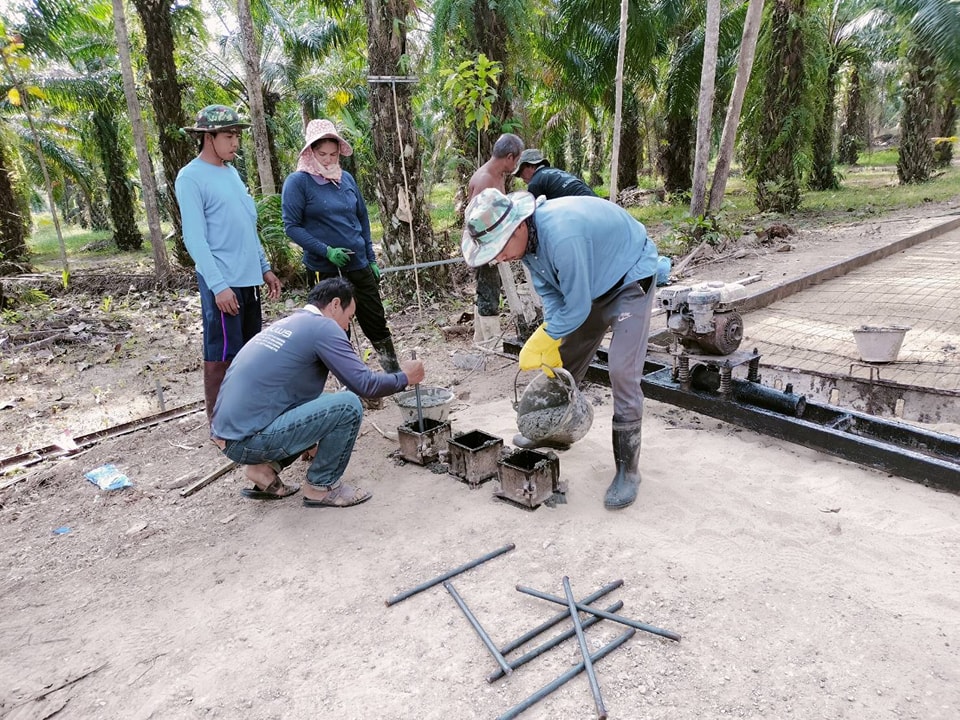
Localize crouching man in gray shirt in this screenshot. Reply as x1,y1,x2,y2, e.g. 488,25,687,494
211,277,425,507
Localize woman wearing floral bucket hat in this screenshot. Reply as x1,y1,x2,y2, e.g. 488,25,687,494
281,119,400,373
175,105,282,431
463,188,660,510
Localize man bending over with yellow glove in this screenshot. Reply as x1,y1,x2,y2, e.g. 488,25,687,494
461,189,659,510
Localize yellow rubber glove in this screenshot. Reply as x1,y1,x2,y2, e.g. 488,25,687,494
519,324,563,378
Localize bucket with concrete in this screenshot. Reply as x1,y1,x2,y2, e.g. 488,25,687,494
513,367,594,447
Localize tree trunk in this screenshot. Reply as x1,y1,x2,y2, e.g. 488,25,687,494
658,111,694,194
263,90,284,192
589,122,604,187
0,134,30,275
472,1,514,160
546,134,567,171
618,92,642,191
92,108,143,251
113,0,170,281
753,0,806,213
131,0,194,265
897,47,937,184
364,0,444,301
237,0,275,196
933,86,958,138
610,0,630,203
690,0,721,218
809,57,840,190
568,119,585,180
708,0,763,213
837,65,867,165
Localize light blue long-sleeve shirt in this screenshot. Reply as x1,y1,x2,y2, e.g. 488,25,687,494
175,157,271,295
521,196,658,338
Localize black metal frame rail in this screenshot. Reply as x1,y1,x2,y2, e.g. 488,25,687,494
503,340,960,494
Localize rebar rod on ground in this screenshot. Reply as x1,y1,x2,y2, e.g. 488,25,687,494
499,579,624,656
495,629,636,720
516,585,681,642
444,582,512,677
385,543,516,606
180,460,238,498
563,576,607,719
487,600,624,683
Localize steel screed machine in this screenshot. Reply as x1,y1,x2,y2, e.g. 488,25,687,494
655,280,804,414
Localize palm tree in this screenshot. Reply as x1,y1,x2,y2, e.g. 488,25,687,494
112,0,170,281
837,63,868,164
365,0,443,300
708,0,764,213
741,0,827,213
540,0,662,189
0,129,30,274
198,0,362,190
130,0,198,264
17,0,142,249
808,0,877,190
430,0,531,194
891,0,960,183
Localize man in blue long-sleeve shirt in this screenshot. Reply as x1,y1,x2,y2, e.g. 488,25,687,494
212,278,425,507
463,189,659,510
175,105,282,427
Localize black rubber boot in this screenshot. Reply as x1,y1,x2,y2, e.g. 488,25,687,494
203,361,231,426
373,337,401,373
604,422,642,510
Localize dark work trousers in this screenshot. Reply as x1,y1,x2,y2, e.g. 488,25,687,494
475,263,502,316
197,272,262,362
559,275,657,426
305,265,392,345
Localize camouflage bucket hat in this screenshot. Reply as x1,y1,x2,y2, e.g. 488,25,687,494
513,148,550,175
461,188,536,267
181,105,251,133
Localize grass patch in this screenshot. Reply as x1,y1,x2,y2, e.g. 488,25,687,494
856,148,899,167
802,163,960,217
29,215,165,272
29,218,114,260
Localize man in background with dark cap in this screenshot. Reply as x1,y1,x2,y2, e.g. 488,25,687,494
514,149,596,200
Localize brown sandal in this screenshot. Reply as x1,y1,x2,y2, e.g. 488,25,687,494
301,483,371,508
240,474,300,500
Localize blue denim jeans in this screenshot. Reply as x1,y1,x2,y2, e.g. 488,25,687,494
223,392,363,488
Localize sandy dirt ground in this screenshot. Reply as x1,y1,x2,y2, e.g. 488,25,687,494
1,203,959,720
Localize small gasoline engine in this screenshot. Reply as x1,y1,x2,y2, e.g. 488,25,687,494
657,281,748,355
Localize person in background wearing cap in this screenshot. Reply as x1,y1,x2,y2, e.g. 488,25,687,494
281,119,400,373
462,189,659,510
176,105,282,428
465,133,525,348
211,277,425,506
514,149,596,199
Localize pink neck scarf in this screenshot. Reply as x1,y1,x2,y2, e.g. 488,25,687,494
296,150,342,183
